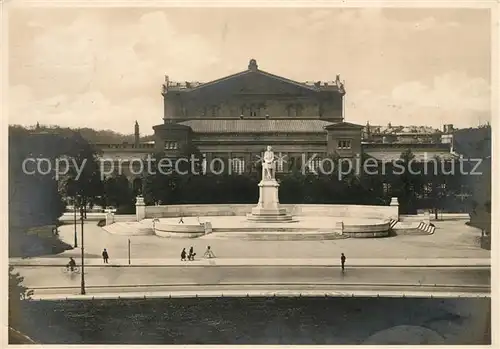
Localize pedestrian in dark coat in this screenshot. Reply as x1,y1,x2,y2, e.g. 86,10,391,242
102,248,109,264
188,246,196,261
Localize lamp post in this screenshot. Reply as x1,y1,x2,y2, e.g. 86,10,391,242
80,202,86,295
73,198,78,247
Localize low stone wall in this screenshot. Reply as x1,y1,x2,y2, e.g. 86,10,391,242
143,203,398,220
400,214,430,224
154,222,206,238
59,212,106,223
342,220,391,238
145,204,251,218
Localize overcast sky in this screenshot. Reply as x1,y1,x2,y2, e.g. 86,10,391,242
9,7,491,134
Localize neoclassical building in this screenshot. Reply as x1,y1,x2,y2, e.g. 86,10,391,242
152,59,362,173
95,59,455,181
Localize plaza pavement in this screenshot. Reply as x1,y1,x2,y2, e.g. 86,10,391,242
10,219,490,299
40,219,490,260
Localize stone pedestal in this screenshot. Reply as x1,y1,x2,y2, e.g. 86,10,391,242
135,196,146,221
389,197,400,220
247,179,293,222
105,210,115,226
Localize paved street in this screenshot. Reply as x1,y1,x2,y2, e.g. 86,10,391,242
51,219,490,260
17,265,489,290
10,257,490,267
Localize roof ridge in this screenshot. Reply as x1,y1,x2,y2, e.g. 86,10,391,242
173,69,329,93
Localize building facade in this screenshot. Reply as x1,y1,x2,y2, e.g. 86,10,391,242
94,59,455,180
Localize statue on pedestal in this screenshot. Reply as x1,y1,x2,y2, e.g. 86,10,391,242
262,146,276,181
248,145,293,222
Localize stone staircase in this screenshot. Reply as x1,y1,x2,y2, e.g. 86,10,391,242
416,222,436,234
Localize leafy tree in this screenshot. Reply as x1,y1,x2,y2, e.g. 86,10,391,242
9,266,33,328
142,152,175,205
58,132,103,218
103,174,135,212
392,149,423,214
9,126,67,229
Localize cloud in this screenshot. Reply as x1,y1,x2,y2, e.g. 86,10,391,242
347,72,490,127
9,10,222,133
9,85,161,134
10,10,221,99
8,8,490,133
413,17,437,31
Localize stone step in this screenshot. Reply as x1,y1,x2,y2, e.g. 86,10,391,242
212,227,335,233
209,231,344,241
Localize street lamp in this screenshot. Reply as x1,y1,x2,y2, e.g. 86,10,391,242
80,202,86,295
73,198,78,247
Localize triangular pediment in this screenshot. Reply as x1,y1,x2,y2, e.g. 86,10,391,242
188,69,319,96
325,122,363,130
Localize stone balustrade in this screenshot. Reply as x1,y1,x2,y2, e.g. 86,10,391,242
139,201,399,220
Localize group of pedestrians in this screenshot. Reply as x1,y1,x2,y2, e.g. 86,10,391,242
180,245,216,261
66,248,110,272
181,246,196,261
67,245,345,271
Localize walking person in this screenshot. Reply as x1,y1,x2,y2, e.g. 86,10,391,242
102,248,109,264
179,216,184,224
341,253,346,272
203,245,216,259
181,248,187,261
188,246,196,261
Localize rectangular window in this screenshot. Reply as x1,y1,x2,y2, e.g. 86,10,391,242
337,140,352,150
296,105,303,117
383,183,391,194
231,158,245,174
423,183,432,198
164,141,178,150
307,157,322,172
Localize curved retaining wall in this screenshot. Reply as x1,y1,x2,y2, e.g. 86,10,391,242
342,220,391,238
103,223,154,236
154,222,206,238
144,204,398,220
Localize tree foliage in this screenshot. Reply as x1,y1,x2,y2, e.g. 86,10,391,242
9,266,33,328
103,174,135,213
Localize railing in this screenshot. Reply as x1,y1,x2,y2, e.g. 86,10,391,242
94,143,155,149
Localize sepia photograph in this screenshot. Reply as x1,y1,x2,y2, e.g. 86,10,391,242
5,1,495,345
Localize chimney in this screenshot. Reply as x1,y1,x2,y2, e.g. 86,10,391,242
134,121,140,146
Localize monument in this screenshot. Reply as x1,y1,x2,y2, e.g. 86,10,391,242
247,146,294,222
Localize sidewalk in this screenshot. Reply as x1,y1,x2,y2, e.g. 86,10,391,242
9,257,491,268
31,289,491,301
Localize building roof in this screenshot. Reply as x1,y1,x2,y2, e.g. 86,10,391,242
365,125,441,135
365,151,457,162
178,119,334,133
164,59,345,94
